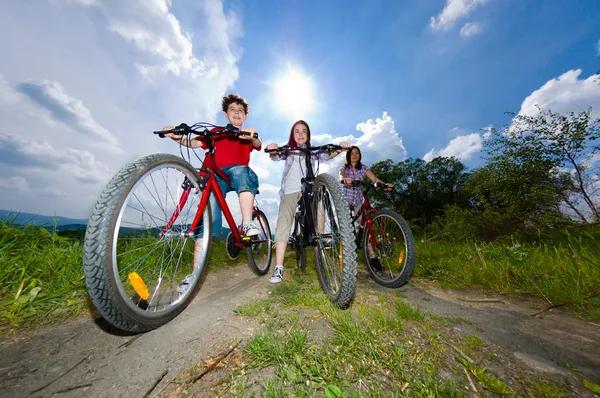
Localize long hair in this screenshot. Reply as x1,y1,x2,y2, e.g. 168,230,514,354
345,146,363,169
287,120,311,148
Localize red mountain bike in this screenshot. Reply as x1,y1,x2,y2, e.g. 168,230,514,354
344,180,415,288
83,123,273,333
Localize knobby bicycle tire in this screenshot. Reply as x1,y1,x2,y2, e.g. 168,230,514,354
312,173,358,308
363,209,415,288
83,154,211,333
246,209,273,275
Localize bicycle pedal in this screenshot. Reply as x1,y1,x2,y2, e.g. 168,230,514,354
242,236,251,241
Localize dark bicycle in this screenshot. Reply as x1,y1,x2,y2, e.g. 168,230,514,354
265,145,358,308
83,123,273,333
344,180,415,288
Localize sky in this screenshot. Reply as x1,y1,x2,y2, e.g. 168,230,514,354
1,0,599,230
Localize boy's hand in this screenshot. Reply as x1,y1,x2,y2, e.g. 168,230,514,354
239,127,257,140
161,125,182,141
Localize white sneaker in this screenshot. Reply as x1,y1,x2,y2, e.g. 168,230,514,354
243,221,260,237
269,265,284,284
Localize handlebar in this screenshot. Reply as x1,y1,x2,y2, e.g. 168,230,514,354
153,123,258,140
342,180,393,191
264,144,346,154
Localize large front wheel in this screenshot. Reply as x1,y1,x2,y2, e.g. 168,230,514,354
312,173,358,308
83,154,211,333
363,209,415,288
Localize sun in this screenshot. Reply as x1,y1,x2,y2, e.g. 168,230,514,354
274,69,313,119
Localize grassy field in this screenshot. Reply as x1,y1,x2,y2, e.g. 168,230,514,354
0,221,241,333
1,221,599,334
2,220,600,396
206,261,596,397
414,226,600,320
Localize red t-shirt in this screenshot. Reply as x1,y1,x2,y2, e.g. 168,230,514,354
200,127,261,168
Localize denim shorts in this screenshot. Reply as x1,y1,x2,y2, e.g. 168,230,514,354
215,165,259,197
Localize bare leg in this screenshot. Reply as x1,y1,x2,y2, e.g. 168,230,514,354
239,191,255,221
317,202,325,233
275,241,287,266
193,239,202,270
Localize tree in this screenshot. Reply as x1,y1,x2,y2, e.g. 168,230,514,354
370,156,470,233
486,107,600,222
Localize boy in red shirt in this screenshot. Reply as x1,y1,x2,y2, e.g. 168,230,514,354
164,93,262,237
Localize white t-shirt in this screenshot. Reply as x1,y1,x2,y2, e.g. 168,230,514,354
283,155,304,195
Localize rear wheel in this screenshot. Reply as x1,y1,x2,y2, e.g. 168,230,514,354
83,154,211,333
312,173,358,308
363,209,415,288
246,209,273,276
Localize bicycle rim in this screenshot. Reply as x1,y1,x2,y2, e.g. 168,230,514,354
111,162,210,318
363,209,415,288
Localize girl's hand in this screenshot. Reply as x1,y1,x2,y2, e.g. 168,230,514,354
344,178,352,185
339,141,351,149
266,143,278,150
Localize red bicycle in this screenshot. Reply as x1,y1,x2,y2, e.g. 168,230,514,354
344,180,415,288
83,123,273,333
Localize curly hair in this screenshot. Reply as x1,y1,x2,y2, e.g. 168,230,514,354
222,93,249,114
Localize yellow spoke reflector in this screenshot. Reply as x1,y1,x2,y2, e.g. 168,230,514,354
398,250,405,265
128,272,149,300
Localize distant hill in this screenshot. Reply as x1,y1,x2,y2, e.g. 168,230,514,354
0,210,89,227
1,209,232,240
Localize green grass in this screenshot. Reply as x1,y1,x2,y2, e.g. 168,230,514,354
415,226,600,319
229,265,467,397
0,221,247,332
531,381,568,398
233,299,270,317
0,222,87,329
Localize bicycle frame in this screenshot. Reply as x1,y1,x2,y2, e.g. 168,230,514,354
351,184,390,251
161,143,268,248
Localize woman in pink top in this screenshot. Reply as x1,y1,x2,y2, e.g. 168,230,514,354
339,146,393,271
339,146,392,212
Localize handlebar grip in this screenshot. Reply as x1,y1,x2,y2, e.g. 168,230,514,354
153,131,166,138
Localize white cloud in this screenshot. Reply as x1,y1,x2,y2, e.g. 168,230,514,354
519,69,600,119
16,79,120,149
0,73,20,104
0,177,29,191
0,133,112,184
429,0,487,32
329,112,407,166
459,22,482,37
0,1,242,218
423,132,483,162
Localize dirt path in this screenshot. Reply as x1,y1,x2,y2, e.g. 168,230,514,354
1,264,598,397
